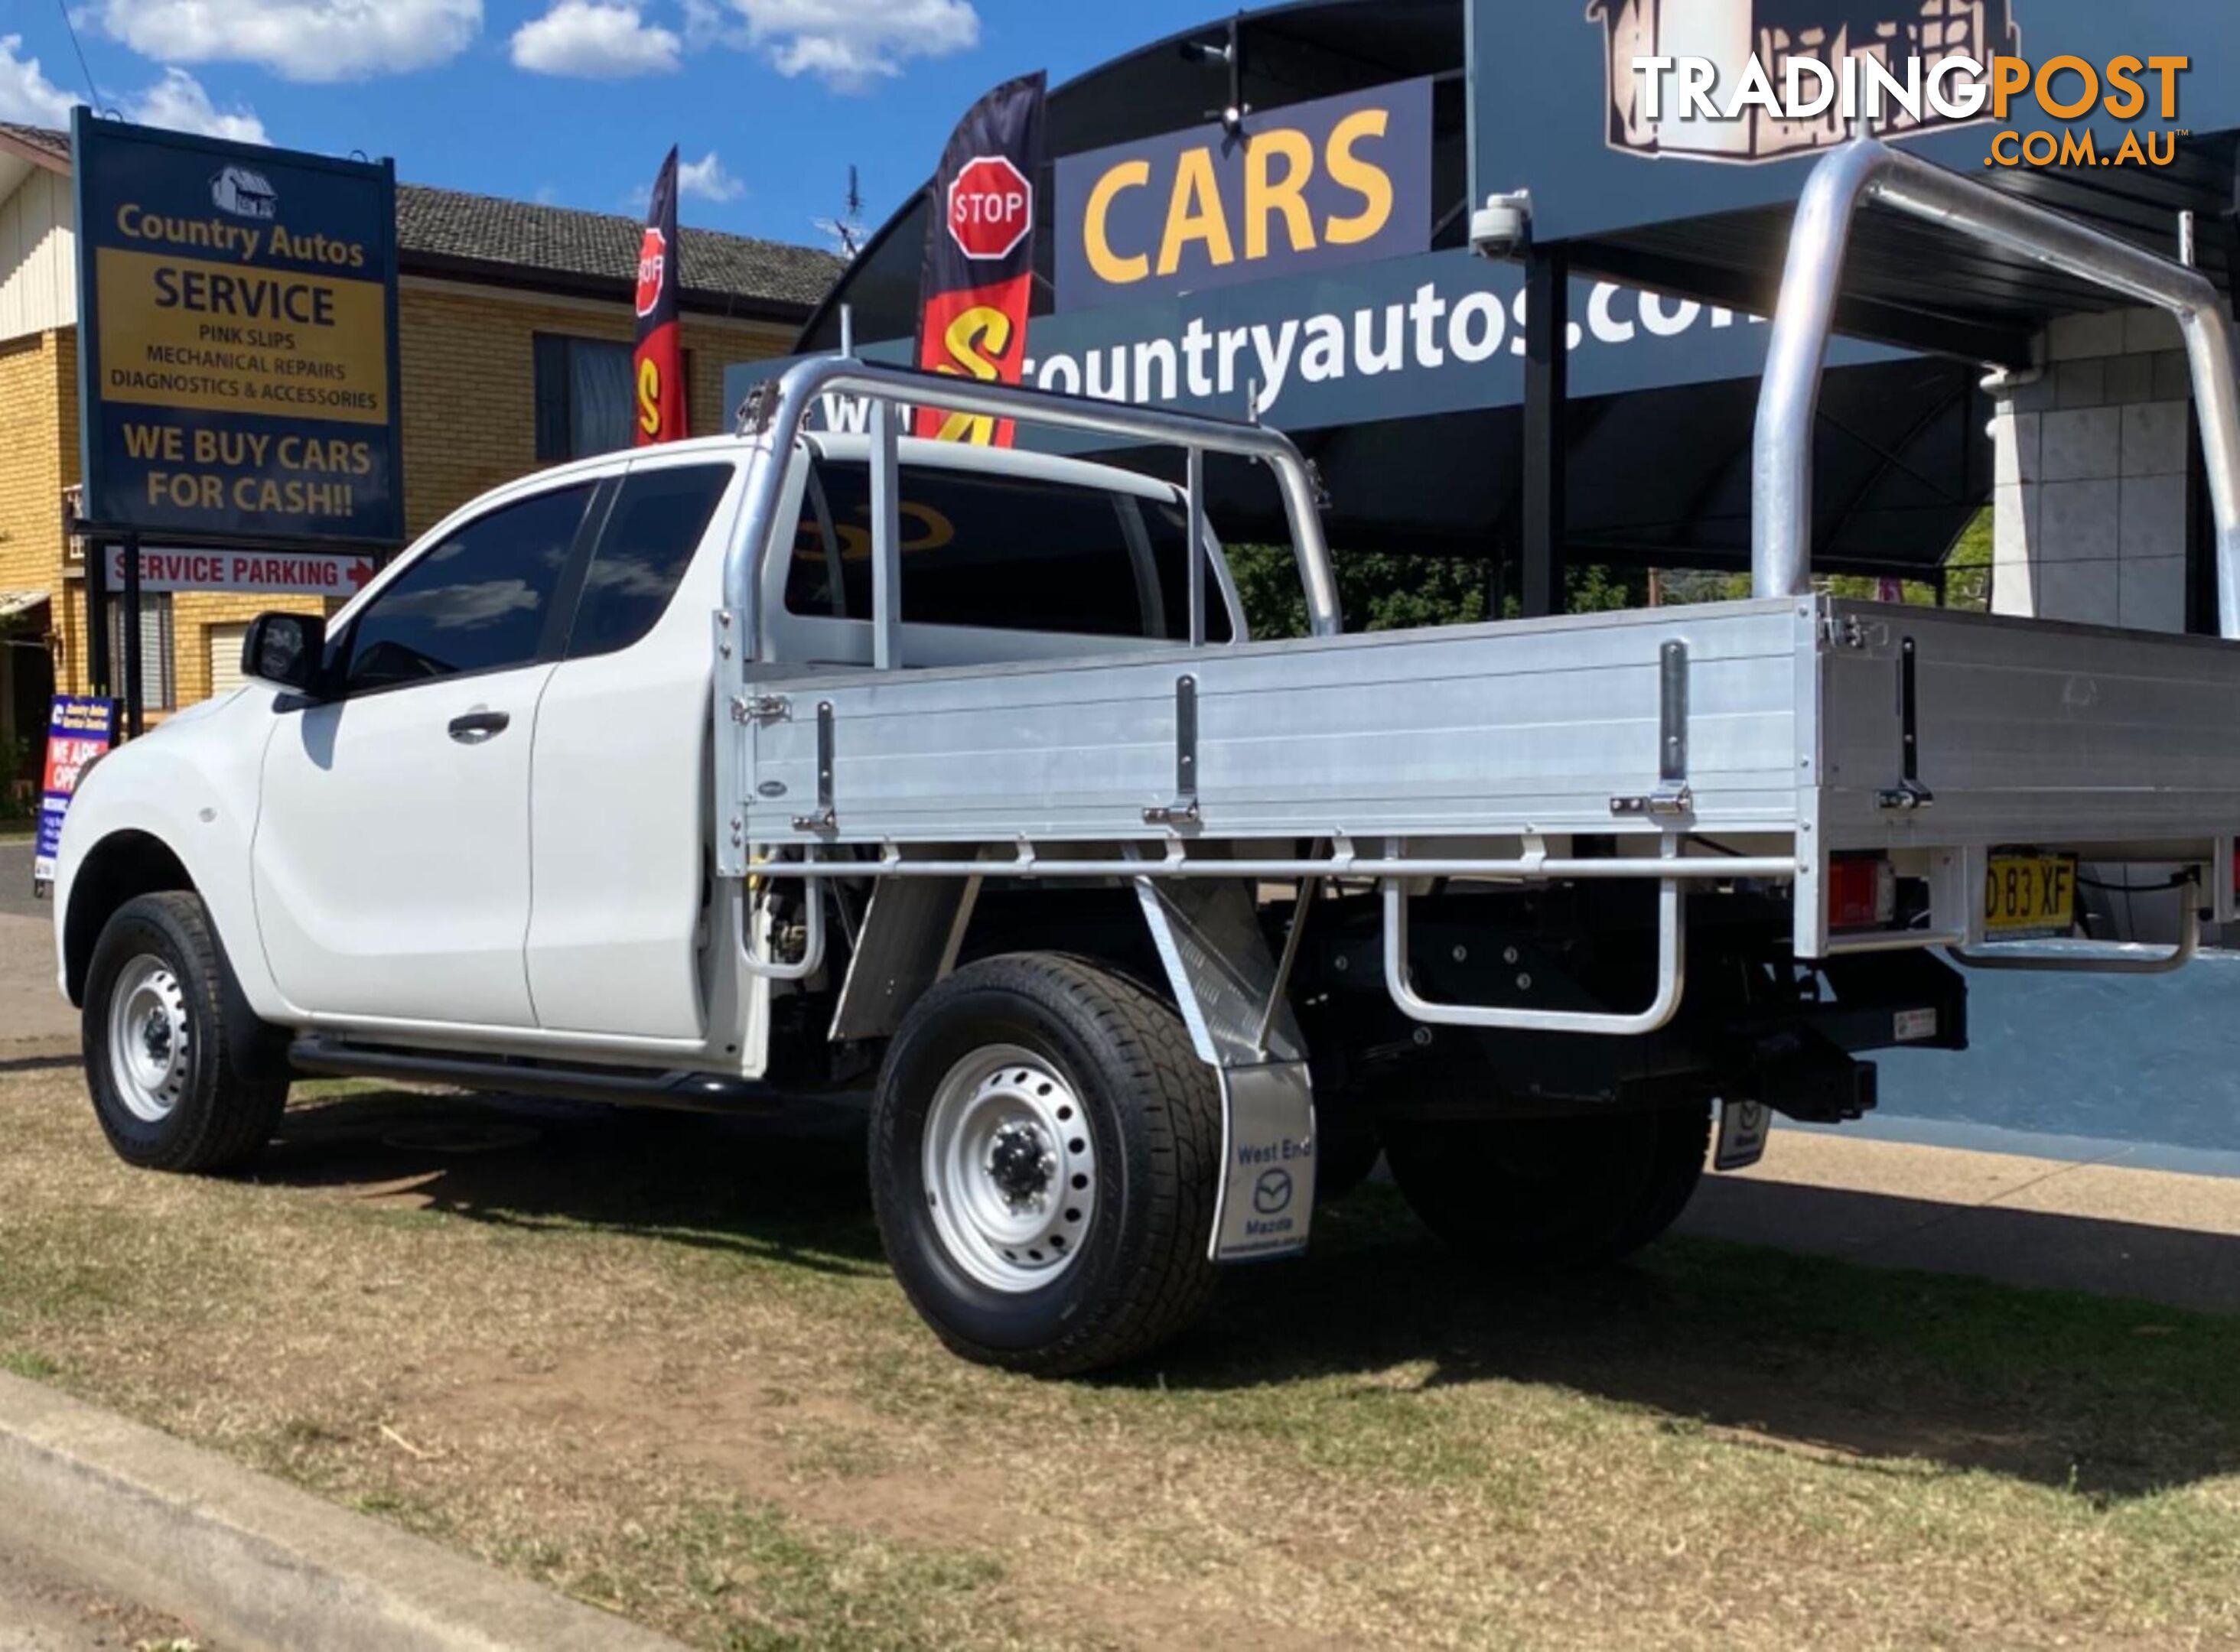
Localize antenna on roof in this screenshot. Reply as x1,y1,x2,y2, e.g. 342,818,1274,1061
814,164,867,260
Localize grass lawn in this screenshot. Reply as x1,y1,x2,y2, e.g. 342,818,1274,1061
2,1066,2238,1650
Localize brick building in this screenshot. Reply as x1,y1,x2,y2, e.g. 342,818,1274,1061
0,121,839,794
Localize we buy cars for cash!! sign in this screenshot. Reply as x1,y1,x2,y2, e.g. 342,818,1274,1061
103,545,376,597
71,109,404,547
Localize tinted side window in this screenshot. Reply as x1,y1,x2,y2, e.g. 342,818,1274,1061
568,463,734,659
343,483,593,694
786,462,1231,642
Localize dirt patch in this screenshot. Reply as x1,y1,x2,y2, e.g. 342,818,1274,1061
5,1071,2240,1649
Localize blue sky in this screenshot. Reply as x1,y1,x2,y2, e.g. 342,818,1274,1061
0,1,1250,249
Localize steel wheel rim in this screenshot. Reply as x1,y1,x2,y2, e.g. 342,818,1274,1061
922,1044,1098,1294
108,953,190,1124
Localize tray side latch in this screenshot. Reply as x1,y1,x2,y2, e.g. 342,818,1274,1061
1610,639,1694,820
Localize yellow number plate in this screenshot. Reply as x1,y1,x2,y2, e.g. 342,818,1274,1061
1982,854,2078,939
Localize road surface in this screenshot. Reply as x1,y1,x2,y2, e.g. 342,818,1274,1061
0,1536,206,1650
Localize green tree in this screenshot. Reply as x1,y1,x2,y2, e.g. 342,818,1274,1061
1227,506,1991,638
1226,545,1490,639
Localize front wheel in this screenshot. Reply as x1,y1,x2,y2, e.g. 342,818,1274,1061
871,954,1222,1376
83,892,289,1172
1383,1104,1711,1272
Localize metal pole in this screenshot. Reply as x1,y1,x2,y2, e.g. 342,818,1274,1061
1755,138,2240,639
868,399,901,671
1186,446,1206,646
85,534,110,699
1522,246,1568,618
727,356,1342,639
121,535,143,739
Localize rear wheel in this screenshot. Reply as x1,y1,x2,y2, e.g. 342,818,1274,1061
83,892,289,1172
1383,1104,1710,1271
871,953,1221,1376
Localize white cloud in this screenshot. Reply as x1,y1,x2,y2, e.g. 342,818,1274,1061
126,67,269,142
0,35,78,126
0,36,265,145
90,0,482,83
731,0,977,90
676,149,742,202
679,0,729,49
511,1,679,77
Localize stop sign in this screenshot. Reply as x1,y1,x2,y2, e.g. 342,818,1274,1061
633,226,666,317
947,154,1033,261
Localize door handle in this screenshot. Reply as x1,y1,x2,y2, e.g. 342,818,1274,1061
447,710,510,743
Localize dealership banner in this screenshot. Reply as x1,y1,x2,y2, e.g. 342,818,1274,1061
730,249,1900,453
1057,78,1434,311
71,109,404,545
102,544,377,597
33,696,117,886
633,146,685,445
915,71,1047,446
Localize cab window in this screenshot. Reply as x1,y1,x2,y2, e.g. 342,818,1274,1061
785,460,1230,642
567,463,734,659
341,483,594,694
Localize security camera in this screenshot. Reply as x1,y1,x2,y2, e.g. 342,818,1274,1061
1470,190,1532,259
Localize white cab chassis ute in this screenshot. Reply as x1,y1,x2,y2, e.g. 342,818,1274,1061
53,143,2240,1374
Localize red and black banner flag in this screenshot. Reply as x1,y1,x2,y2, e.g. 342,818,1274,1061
633,145,685,445
914,71,1047,446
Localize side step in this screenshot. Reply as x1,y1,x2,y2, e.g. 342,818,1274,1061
288,1036,787,1114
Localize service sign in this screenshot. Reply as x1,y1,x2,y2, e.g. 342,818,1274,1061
33,696,117,887
1056,78,1434,311
102,545,378,597
73,110,404,546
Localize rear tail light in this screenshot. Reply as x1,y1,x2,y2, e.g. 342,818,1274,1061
1828,854,1897,932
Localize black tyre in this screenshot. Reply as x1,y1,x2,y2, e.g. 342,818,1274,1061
871,953,1222,1376
1383,1104,1710,1271
82,892,289,1173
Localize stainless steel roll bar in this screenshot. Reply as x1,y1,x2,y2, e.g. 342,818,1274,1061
1753,138,2240,639
722,356,1344,641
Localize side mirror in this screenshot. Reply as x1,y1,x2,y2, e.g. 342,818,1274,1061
241,611,327,694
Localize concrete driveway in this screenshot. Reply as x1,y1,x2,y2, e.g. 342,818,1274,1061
0,840,44,920
0,841,70,1043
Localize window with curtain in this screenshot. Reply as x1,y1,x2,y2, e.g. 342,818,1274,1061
532,333,640,461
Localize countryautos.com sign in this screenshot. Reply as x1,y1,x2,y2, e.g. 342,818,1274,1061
735,249,1880,455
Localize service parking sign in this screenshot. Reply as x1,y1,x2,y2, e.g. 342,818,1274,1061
72,110,404,547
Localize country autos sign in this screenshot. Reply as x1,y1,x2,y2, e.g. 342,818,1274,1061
71,110,404,546
1057,78,1434,311
101,545,377,597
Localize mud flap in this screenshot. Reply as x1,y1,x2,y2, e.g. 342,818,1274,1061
1210,1062,1316,1261
1714,1098,1771,1172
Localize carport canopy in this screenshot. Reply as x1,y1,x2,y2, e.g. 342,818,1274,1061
781,0,2240,595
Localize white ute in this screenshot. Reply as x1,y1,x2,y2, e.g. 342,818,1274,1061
51,141,2240,1373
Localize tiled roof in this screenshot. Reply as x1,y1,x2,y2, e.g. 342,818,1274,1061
396,184,842,316
0,122,69,165
0,123,842,318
